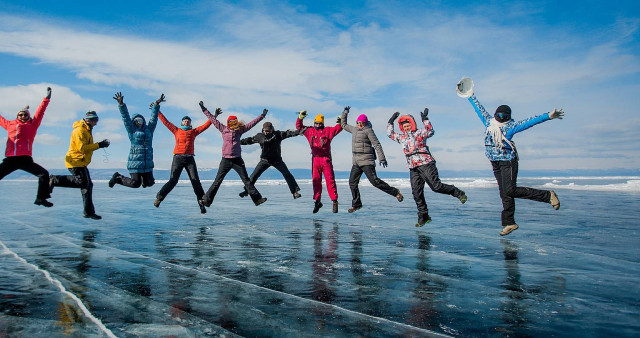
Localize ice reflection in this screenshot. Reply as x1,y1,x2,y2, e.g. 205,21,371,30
497,239,530,336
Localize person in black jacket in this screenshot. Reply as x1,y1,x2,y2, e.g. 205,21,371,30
239,122,303,199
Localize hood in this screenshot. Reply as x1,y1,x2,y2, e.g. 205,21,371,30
73,119,91,130
132,114,146,129
398,114,417,133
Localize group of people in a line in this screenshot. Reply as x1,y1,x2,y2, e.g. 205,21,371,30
0,83,564,236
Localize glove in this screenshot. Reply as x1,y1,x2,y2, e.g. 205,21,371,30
46,87,52,99
299,110,307,119
155,93,165,105
388,112,400,124
214,107,222,118
113,92,124,105
97,139,110,148
421,108,429,120
380,160,388,168
199,101,207,112
262,109,268,117
343,106,350,115
148,102,154,109
549,108,564,120
336,116,342,124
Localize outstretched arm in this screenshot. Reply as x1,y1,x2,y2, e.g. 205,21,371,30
468,95,491,126
340,106,355,133
386,112,401,143
243,109,267,132
158,112,178,134
32,87,51,129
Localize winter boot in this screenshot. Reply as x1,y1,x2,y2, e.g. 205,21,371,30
293,191,302,199
108,172,121,188
416,216,432,227
458,192,468,204
83,213,102,220
154,197,162,208
254,197,267,206
198,200,207,214
549,190,560,210
500,224,519,236
348,206,361,213
239,190,248,198
34,198,53,207
313,200,323,213
396,192,404,202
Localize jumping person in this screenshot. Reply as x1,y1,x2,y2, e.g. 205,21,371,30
387,109,467,227
108,92,162,189
154,110,212,213
0,87,53,207
238,121,303,199
199,101,268,208
340,106,403,213
464,88,563,236
296,108,343,213
49,111,110,219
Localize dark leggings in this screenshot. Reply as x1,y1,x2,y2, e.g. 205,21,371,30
119,172,155,188
349,164,399,208
0,155,50,200
50,167,95,215
409,161,464,220
156,155,204,202
205,157,263,204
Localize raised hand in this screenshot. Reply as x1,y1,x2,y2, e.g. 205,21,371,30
113,92,124,105
199,101,207,112
46,87,52,99
155,93,165,105
343,106,351,114
380,160,388,168
336,116,342,124
388,112,400,124
299,110,307,119
214,108,222,117
262,109,268,117
421,108,429,120
549,108,564,120
97,139,110,148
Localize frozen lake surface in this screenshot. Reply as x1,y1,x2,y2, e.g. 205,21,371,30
1,177,639,337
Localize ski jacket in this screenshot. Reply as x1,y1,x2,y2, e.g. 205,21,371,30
120,103,159,173
340,110,386,167
386,115,435,169
158,112,212,156
468,95,551,161
240,129,300,162
64,119,100,168
296,118,342,158
0,97,49,157
204,110,264,159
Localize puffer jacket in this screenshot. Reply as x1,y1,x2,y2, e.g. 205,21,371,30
158,112,212,155
386,114,435,169
120,103,158,173
296,117,342,158
340,110,386,166
240,129,300,162
468,95,551,161
64,119,99,168
0,97,49,157
204,110,263,158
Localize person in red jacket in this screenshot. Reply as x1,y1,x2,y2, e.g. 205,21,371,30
0,87,53,207
154,112,212,213
296,109,343,213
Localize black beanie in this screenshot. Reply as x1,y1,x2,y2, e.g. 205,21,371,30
263,122,273,131
495,105,511,122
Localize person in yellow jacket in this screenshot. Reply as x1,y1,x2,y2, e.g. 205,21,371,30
49,111,110,219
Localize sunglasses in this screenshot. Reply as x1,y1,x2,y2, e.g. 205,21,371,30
17,113,29,116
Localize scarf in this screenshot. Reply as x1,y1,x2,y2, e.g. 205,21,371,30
180,125,192,131
486,118,515,150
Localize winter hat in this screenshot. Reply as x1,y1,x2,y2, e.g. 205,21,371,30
227,115,238,124
18,105,30,114
182,116,192,121
494,105,511,122
314,114,324,124
262,121,274,131
356,114,368,123
398,115,417,132
85,111,99,120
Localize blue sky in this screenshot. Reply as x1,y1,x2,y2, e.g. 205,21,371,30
0,0,638,172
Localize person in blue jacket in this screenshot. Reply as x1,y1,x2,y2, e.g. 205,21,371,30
466,93,564,236
108,92,162,189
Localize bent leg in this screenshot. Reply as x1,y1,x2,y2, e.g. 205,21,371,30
410,168,428,220
21,158,51,200
120,173,143,188
141,172,155,188
421,162,463,197
242,159,270,195
184,157,205,200
362,165,399,197
273,160,300,194
349,165,363,208
204,158,232,203
232,158,263,203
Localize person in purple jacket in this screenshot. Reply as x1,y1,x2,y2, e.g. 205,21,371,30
198,101,267,208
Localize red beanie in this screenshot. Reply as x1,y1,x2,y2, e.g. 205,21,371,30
227,115,238,124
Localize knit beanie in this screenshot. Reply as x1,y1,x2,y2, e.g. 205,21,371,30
227,115,238,124
263,121,274,131
182,116,192,121
18,105,30,114
85,111,99,120
314,114,324,124
494,105,512,122
356,114,368,123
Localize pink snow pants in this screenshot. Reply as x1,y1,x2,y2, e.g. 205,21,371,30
312,156,338,201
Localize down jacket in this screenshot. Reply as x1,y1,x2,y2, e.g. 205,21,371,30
386,114,435,169
340,110,386,166
158,112,212,155
0,97,49,157
296,117,342,158
468,95,551,161
240,129,300,162
64,119,100,168
203,110,264,158
120,103,158,173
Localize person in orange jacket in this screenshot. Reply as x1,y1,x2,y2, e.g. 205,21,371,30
0,87,53,207
49,111,110,219
154,111,212,213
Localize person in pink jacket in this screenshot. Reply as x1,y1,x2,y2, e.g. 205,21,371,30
296,108,344,213
199,101,267,208
0,87,53,207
